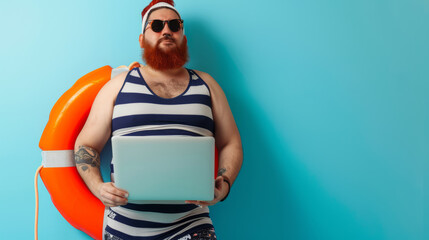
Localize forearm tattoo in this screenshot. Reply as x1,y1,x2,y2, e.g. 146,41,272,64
217,168,227,177
75,146,100,172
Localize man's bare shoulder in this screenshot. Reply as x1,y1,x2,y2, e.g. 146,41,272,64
193,70,221,90
97,70,128,98
194,70,214,82
106,70,128,91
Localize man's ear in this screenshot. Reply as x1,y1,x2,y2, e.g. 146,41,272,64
139,34,144,48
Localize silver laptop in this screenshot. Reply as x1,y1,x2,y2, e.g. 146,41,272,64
111,136,215,202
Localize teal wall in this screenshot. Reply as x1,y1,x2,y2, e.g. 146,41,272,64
1,0,428,239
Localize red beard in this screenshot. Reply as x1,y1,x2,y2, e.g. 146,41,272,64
142,36,189,70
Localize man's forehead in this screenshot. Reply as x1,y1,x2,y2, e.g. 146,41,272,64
147,7,180,20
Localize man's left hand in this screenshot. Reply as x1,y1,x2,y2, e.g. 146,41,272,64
185,176,229,207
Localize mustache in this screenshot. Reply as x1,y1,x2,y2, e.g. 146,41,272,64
157,35,175,44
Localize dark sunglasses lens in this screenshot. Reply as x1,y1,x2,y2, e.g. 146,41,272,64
168,20,181,32
151,20,164,32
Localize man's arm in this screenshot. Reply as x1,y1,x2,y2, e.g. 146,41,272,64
208,75,242,187
186,71,243,206
74,72,129,207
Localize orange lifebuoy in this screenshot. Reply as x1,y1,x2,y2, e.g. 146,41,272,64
38,62,219,239
38,62,139,239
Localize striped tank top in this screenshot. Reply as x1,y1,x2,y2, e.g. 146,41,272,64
104,67,214,240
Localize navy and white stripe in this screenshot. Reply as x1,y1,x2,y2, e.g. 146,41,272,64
106,67,214,240
112,68,214,138
105,206,213,240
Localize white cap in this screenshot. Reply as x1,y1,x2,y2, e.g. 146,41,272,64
141,2,181,34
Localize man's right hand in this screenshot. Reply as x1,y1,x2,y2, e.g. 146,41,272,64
96,182,129,207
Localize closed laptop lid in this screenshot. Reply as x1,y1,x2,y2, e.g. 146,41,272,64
111,136,215,202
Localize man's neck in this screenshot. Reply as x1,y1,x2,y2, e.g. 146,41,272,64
144,66,185,79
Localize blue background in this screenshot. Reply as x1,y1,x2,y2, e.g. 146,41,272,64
1,0,428,239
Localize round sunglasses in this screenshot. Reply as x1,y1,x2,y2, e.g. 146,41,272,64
145,19,184,33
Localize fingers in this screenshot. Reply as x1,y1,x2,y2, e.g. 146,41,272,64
99,182,129,207
185,189,221,207
102,197,120,207
100,191,128,207
215,176,223,190
214,188,221,199
106,182,129,198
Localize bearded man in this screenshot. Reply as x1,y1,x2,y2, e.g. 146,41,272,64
74,0,243,239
